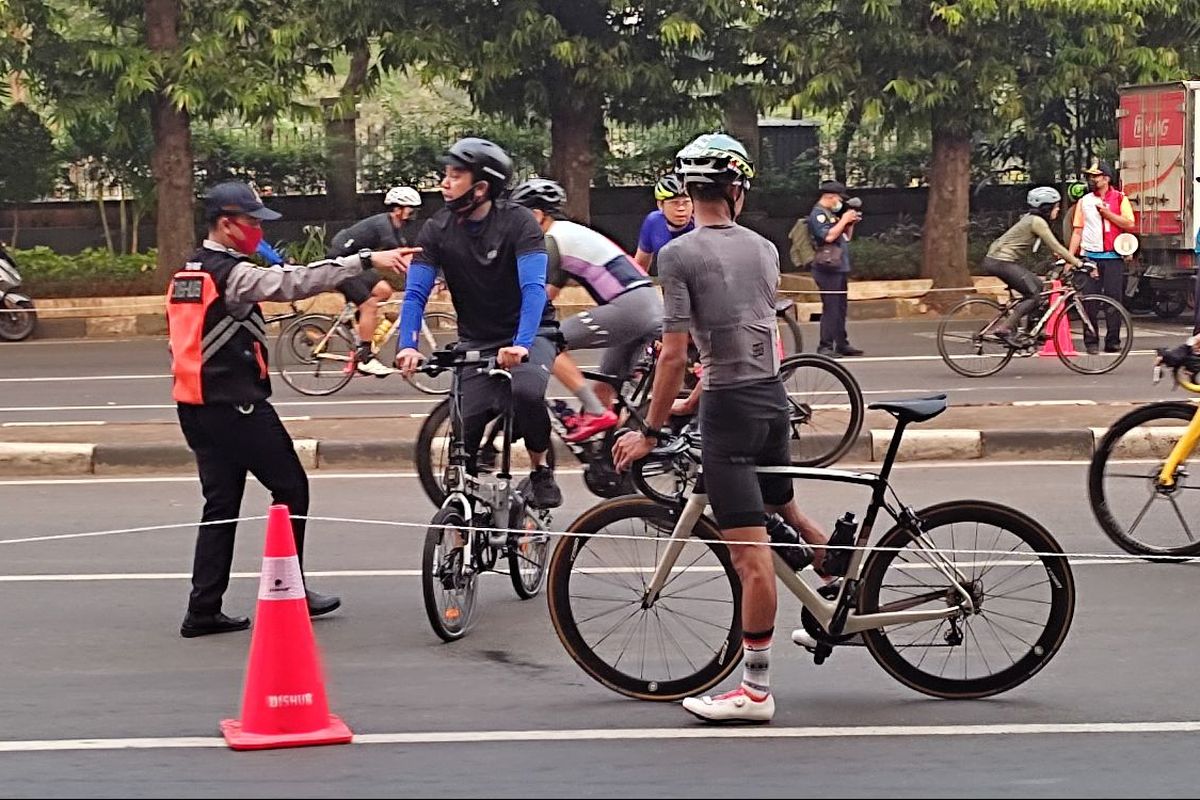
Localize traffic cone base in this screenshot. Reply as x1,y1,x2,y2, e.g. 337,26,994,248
220,715,352,751
221,505,352,751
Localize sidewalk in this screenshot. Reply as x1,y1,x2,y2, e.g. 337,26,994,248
0,401,1181,476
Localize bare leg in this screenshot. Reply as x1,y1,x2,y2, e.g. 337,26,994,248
721,524,777,633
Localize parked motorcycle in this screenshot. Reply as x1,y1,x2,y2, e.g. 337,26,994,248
0,243,36,341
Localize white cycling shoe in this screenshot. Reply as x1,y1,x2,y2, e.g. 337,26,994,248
356,356,395,377
792,628,819,650
681,687,774,724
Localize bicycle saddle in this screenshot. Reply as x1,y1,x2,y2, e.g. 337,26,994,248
868,394,948,424
775,298,794,313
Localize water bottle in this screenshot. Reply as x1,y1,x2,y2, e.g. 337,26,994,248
765,514,813,572
823,512,858,577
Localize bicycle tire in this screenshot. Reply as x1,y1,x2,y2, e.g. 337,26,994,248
936,298,1014,378
1088,402,1200,559
777,310,804,357
416,398,557,508
275,314,356,396
406,311,458,395
1056,294,1133,375
422,505,479,642
508,506,550,599
547,496,743,701
858,500,1075,699
780,353,864,466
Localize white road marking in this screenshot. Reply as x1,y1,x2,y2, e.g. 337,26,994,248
0,373,171,383
0,469,585,487
0,556,1153,583
4,721,1200,752
1,420,107,427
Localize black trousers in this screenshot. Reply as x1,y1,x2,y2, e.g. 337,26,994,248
455,335,557,460
813,268,850,350
178,401,309,615
1083,257,1125,348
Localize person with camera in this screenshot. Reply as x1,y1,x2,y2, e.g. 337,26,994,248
807,181,863,358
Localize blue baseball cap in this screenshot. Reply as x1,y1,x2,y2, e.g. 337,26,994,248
203,181,281,221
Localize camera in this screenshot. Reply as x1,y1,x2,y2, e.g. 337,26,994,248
845,197,863,210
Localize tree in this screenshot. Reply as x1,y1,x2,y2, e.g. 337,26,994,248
3,0,328,285
790,0,1190,290
405,0,701,222
0,102,58,245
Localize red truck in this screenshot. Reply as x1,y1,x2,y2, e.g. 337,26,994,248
1116,81,1198,319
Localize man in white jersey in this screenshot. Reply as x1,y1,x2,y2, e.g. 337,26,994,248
510,179,664,442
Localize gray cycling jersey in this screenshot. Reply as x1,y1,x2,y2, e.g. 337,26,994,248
328,213,408,257
659,224,780,389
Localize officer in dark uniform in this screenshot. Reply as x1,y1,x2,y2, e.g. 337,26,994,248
170,182,417,638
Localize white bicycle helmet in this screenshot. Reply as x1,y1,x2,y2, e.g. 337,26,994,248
1026,186,1062,208
385,186,422,207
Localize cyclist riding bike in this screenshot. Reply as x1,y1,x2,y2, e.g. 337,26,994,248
395,138,563,509
328,186,422,376
613,133,833,724
982,186,1088,348
633,173,695,273
509,178,664,443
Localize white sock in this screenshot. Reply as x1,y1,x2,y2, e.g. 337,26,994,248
740,629,773,700
572,384,607,416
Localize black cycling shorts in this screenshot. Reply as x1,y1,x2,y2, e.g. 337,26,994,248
336,268,385,305
698,378,794,530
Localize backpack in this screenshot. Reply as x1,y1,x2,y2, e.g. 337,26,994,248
788,217,817,269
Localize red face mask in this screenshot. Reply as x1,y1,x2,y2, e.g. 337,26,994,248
229,220,264,254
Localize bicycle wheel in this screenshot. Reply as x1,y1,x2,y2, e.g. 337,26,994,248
1055,293,1133,375
422,506,479,642
777,310,804,357
1088,402,1200,558
415,399,557,508
508,505,550,599
780,353,864,466
276,314,356,396
858,500,1075,699
406,311,458,395
936,298,1014,378
547,496,742,701
631,450,699,506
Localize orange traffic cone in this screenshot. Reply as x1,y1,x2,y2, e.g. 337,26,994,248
220,505,352,751
1038,279,1078,358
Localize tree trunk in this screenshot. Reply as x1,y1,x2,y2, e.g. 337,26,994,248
921,125,973,293
833,101,862,184
548,88,603,223
722,86,760,167
146,0,195,288
118,191,129,254
10,207,18,248
322,45,370,220
97,196,113,252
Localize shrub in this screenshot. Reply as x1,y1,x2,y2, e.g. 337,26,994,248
12,246,159,297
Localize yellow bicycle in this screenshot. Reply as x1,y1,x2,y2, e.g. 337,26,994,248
1089,339,1200,559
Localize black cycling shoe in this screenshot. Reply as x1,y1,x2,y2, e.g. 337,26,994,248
528,465,563,509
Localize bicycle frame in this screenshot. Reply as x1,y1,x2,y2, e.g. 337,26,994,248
1155,369,1200,488
639,426,976,640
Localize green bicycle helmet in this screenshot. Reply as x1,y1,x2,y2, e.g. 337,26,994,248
653,173,687,201
1066,181,1087,202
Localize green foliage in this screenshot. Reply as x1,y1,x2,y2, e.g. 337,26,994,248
192,128,329,195
0,103,59,204
848,237,993,281
11,245,159,296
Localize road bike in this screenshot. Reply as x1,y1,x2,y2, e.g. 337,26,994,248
275,296,457,396
415,350,864,507
547,393,1075,701
416,348,553,641
937,261,1133,377
1089,341,1200,559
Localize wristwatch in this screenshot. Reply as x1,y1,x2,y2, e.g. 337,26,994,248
357,248,373,269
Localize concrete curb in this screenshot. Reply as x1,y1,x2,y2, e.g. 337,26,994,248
0,425,1152,476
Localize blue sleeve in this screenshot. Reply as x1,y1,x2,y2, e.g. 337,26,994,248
398,262,438,350
256,240,285,266
515,251,548,349
636,214,656,253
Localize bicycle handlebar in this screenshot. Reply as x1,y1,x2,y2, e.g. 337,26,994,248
414,348,528,378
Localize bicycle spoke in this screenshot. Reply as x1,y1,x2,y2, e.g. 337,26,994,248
1125,492,1159,537
1168,496,1197,542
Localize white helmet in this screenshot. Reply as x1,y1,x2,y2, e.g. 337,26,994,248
1026,186,1062,208
384,186,422,207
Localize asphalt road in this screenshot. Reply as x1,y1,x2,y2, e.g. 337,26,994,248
2,463,1200,795
0,317,1194,428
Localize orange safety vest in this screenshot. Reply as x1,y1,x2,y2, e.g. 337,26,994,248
166,247,270,405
